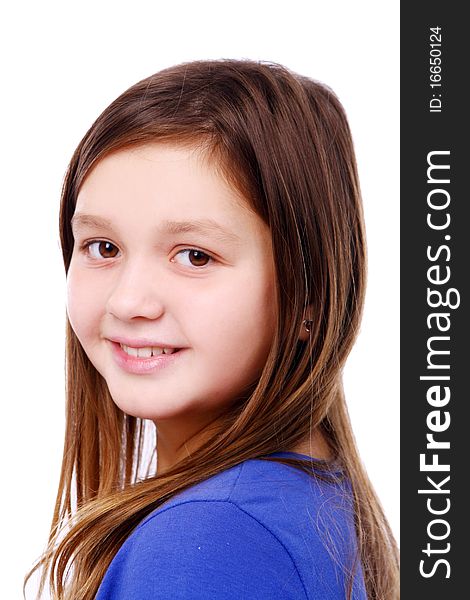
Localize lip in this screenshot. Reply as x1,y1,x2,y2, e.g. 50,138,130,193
109,340,186,375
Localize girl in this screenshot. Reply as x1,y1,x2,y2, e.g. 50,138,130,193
27,59,399,599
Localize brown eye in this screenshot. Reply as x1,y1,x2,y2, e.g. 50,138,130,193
173,249,213,268
86,241,120,259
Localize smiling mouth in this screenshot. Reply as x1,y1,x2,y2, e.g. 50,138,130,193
119,343,181,358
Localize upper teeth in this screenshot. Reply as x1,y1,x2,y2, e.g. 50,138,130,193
120,344,177,357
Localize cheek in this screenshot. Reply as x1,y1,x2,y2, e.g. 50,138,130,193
66,267,101,343
189,272,275,361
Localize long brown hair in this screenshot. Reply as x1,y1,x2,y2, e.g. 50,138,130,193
26,59,399,599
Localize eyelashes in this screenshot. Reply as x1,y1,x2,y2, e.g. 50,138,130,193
81,240,119,260
79,240,214,269
171,249,213,268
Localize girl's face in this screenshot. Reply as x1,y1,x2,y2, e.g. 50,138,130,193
67,144,277,441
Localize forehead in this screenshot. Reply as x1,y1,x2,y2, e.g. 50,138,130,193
78,144,245,212
74,144,271,246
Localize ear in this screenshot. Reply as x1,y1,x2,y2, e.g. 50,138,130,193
298,305,313,342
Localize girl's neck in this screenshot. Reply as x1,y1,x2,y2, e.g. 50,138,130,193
286,428,333,462
156,422,333,475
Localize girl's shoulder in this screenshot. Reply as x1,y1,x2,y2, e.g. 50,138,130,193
97,452,366,599
160,450,352,520
156,450,355,533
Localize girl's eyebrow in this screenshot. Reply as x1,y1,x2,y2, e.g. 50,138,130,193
70,213,242,244
161,219,242,244
71,213,114,233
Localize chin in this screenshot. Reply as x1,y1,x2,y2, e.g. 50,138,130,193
107,394,187,421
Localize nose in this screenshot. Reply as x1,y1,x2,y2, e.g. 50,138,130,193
105,257,165,322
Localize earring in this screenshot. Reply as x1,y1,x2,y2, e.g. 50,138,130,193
302,319,313,333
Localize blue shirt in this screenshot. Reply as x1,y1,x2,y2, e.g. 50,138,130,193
96,452,366,599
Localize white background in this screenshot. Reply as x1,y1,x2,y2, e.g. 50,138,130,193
1,1,399,598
